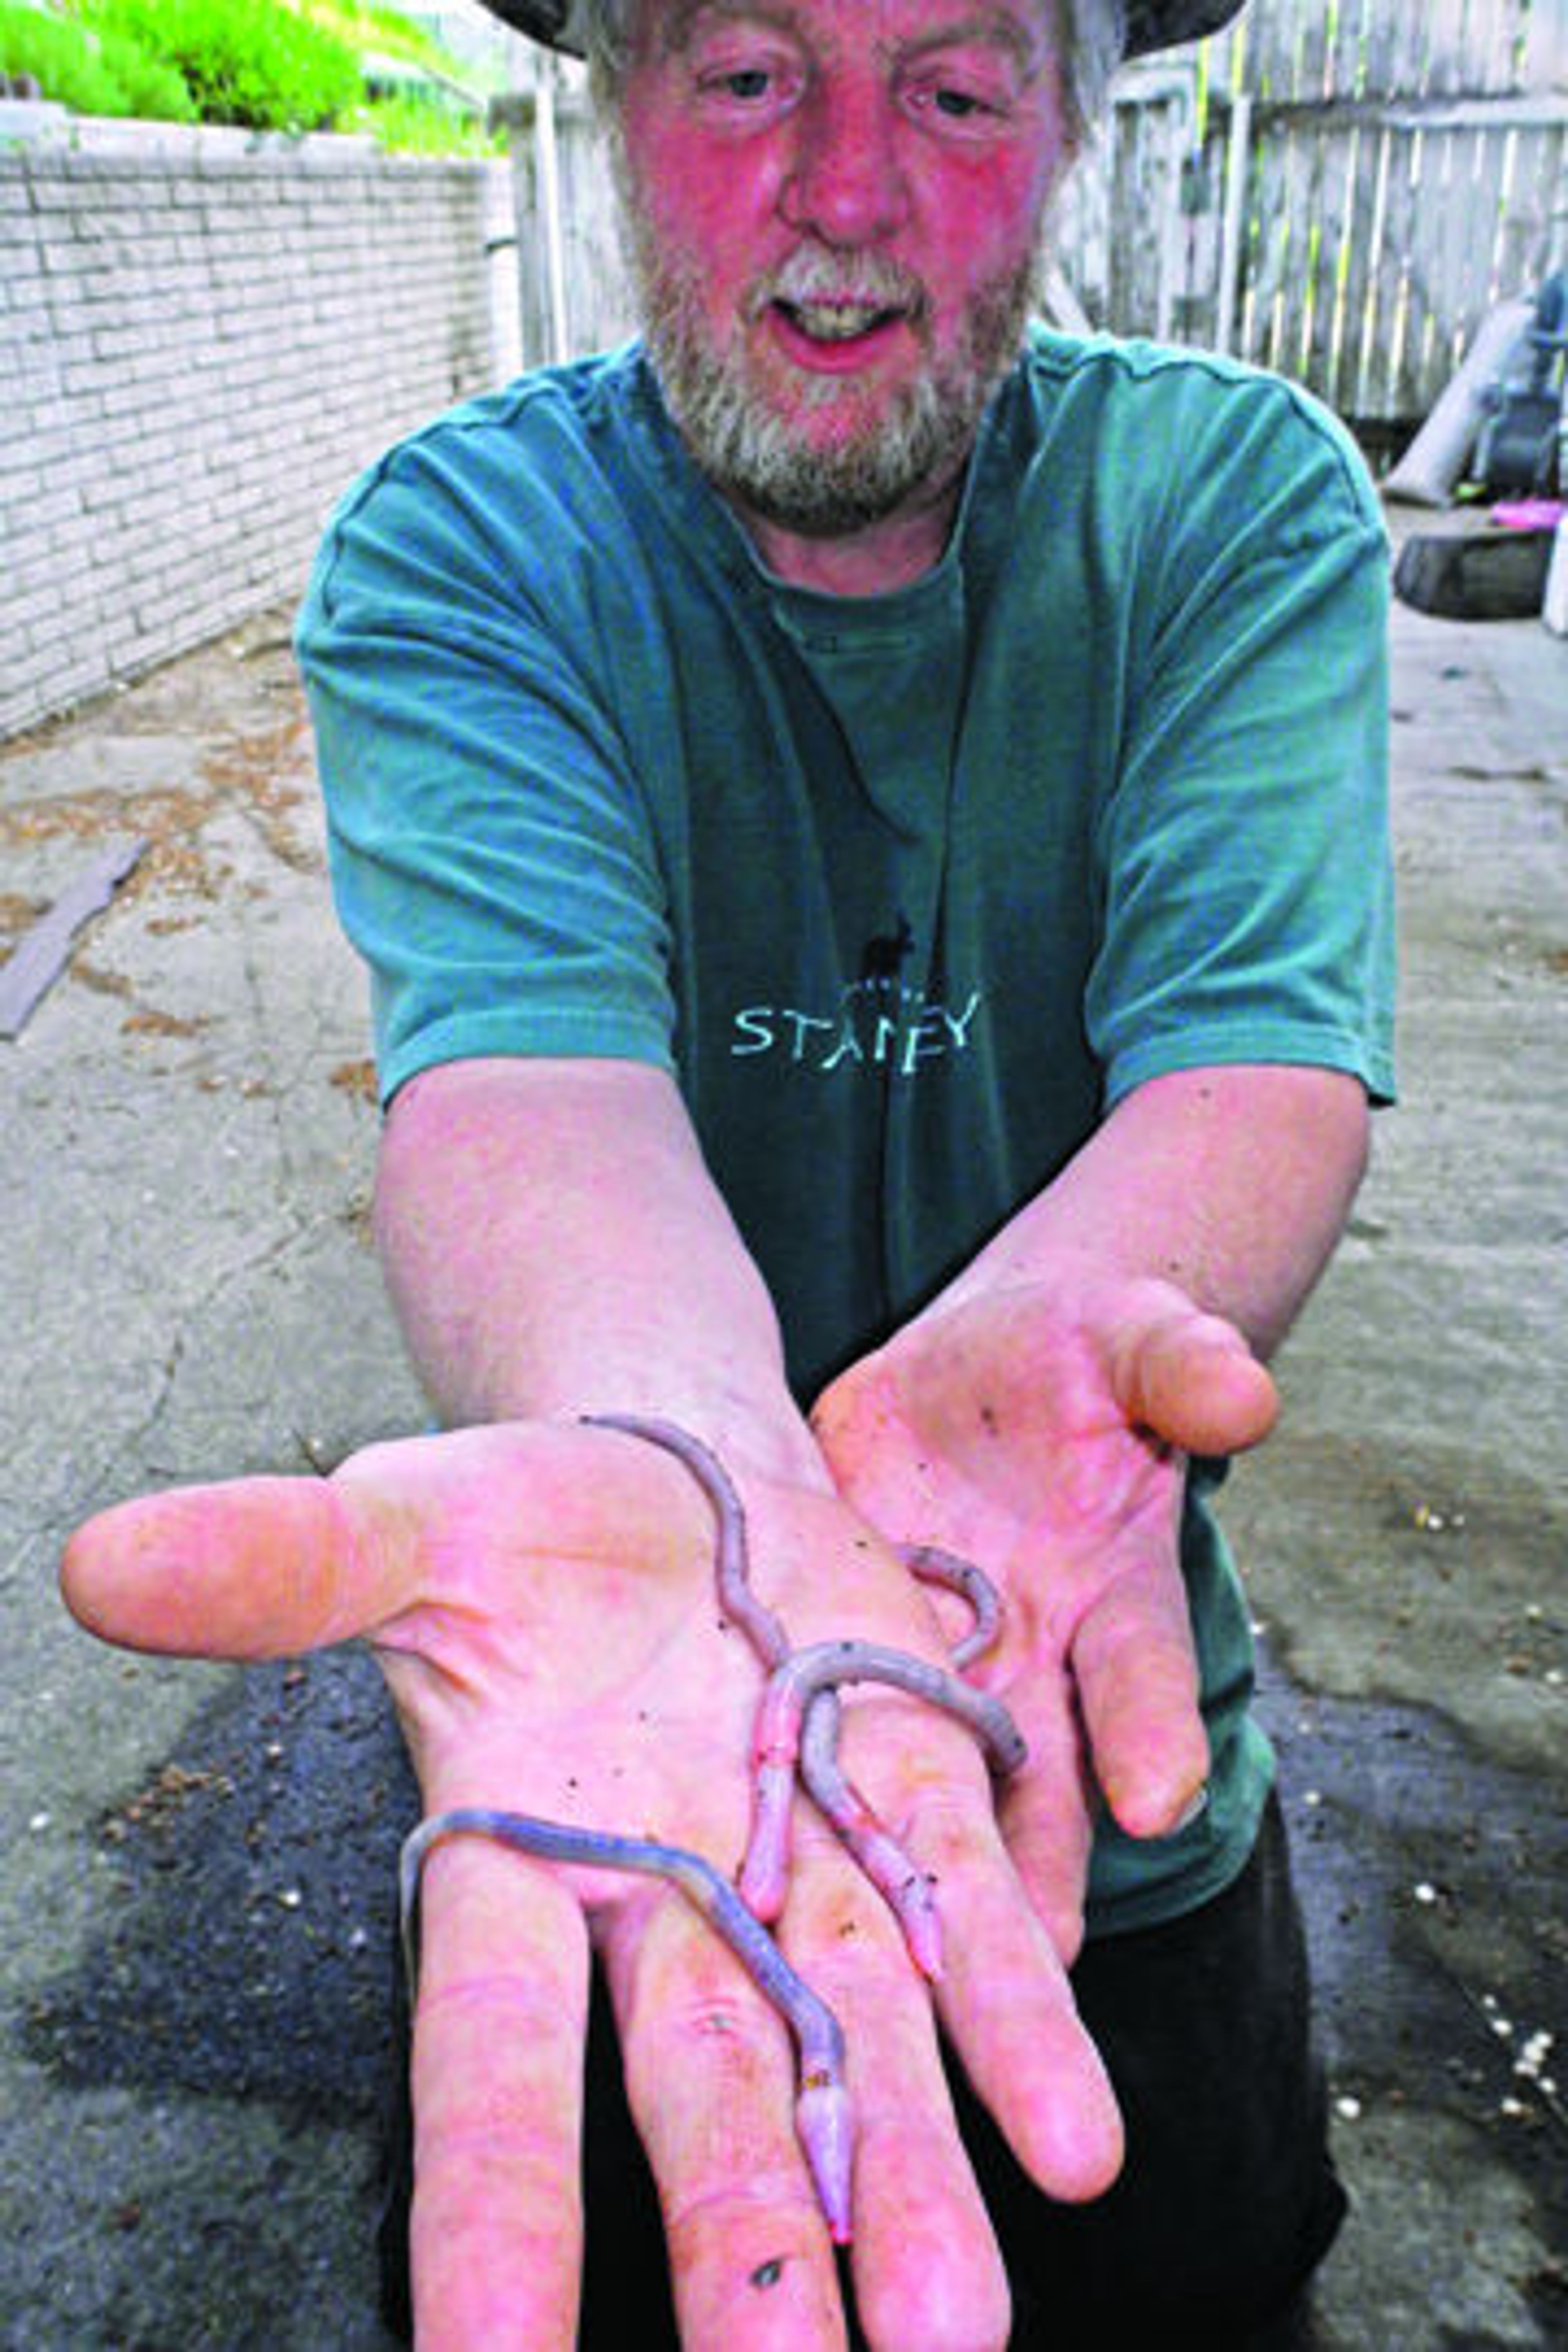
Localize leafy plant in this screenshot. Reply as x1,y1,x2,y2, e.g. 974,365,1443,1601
354,89,503,156
0,2,196,119
8,0,504,146
69,0,363,133
309,1,465,79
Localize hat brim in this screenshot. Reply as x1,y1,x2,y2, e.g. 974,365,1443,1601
478,0,1248,63
1125,1,1248,58
475,0,588,53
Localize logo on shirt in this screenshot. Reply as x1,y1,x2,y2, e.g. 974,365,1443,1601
730,977,985,1078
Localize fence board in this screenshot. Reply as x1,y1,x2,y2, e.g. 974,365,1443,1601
1521,0,1568,87
1496,119,1568,282
1349,122,1400,410
1307,125,1360,399
1330,120,1381,405
1294,0,1335,99
1361,3,1408,96
1327,0,1371,102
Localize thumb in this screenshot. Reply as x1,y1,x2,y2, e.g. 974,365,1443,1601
60,1474,394,1661
1110,1307,1280,1459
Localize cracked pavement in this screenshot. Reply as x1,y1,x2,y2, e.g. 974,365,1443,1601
1,560,1565,2349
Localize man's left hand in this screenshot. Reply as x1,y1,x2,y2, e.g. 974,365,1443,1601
811,1265,1280,1961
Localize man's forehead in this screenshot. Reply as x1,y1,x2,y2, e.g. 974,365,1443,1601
649,0,1055,64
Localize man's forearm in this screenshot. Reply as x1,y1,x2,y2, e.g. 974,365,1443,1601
373,1056,827,1485
930,1064,1370,1361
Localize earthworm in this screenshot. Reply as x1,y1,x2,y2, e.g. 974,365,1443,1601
584,1411,791,1666
803,1548,1001,1976
901,1543,1003,1671
744,1637,1027,1951
396,1417,1018,2243
797,1688,945,1980
753,1542,1007,1974
583,1414,1024,1981
583,1417,938,1936
399,1808,854,2243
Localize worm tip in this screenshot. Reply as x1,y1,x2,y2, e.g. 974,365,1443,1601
899,1881,944,1982
797,2079,855,2244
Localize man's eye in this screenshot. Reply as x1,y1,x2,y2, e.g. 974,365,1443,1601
706,66,774,100
933,87,991,119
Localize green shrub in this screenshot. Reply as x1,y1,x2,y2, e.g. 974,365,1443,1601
355,90,502,156
311,1,460,79
70,0,363,133
102,25,201,119
1,4,118,109
0,1,194,119
5,0,492,141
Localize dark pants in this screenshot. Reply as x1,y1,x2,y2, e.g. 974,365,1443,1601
380,1793,1345,2347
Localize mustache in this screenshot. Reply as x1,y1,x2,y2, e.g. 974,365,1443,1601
744,245,931,324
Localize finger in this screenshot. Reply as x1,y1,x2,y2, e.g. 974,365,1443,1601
781,1842,1016,2352
991,1658,1098,1962
59,1475,395,1658
410,1832,591,2352
601,1887,851,2351
920,1799,1124,2204
1110,1309,1279,1457
1069,1552,1211,1840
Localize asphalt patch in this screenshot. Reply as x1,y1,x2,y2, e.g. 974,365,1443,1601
20,1647,416,2123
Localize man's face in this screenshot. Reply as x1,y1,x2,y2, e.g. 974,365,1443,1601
615,0,1074,540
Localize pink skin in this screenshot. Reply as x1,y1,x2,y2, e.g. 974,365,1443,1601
621,0,1074,590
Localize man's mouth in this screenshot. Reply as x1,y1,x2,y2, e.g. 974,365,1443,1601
774,298,906,344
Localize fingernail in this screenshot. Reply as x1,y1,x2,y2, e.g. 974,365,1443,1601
1170,1784,1210,1835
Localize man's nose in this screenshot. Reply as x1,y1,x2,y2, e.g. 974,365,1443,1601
778,75,911,246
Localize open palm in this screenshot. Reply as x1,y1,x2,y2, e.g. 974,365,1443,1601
64,1414,1127,2352
811,1271,1281,1959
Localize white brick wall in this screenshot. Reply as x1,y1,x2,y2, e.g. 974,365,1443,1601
0,114,506,739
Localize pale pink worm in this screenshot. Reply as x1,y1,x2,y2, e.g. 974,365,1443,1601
583,1414,1022,1983
399,1808,853,2241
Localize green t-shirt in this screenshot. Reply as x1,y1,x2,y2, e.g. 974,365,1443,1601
297,328,1394,1933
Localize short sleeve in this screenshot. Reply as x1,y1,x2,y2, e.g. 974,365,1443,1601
296,418,676,1107
1085,378,1396,1107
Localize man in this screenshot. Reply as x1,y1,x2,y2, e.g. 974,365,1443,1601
62,1,1394,2345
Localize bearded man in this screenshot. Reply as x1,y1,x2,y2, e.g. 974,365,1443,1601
62,2,1393,2345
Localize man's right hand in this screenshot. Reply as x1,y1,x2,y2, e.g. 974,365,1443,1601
62,1417,1123,2352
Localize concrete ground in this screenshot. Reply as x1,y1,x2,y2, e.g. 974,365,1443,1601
0,543,1564,2350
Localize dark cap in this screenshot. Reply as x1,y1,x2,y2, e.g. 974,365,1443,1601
1125,0,1247,53
478,1,1249,63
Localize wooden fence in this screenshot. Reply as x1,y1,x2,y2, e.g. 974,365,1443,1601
509,0,1568,437
1077,0,1568,433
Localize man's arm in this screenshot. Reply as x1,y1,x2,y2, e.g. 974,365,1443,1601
372,1054,826,1483
931,1062,1369,1363
813,1061,1370,1940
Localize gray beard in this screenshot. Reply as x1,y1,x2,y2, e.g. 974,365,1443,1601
619,194,1042,539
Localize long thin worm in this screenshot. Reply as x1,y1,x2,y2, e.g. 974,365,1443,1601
751,1540,1008,1974
399,1808,854,2243
766,1639,1027,1777
742,1636,1026,1939
583,1414,1022,1983
397,1417,1016,2244
583,1412,792,1666
902,1543,1004,1671
797,1689,945,1979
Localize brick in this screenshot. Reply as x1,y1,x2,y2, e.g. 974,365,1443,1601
0,640,55,692
3,136,493,728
